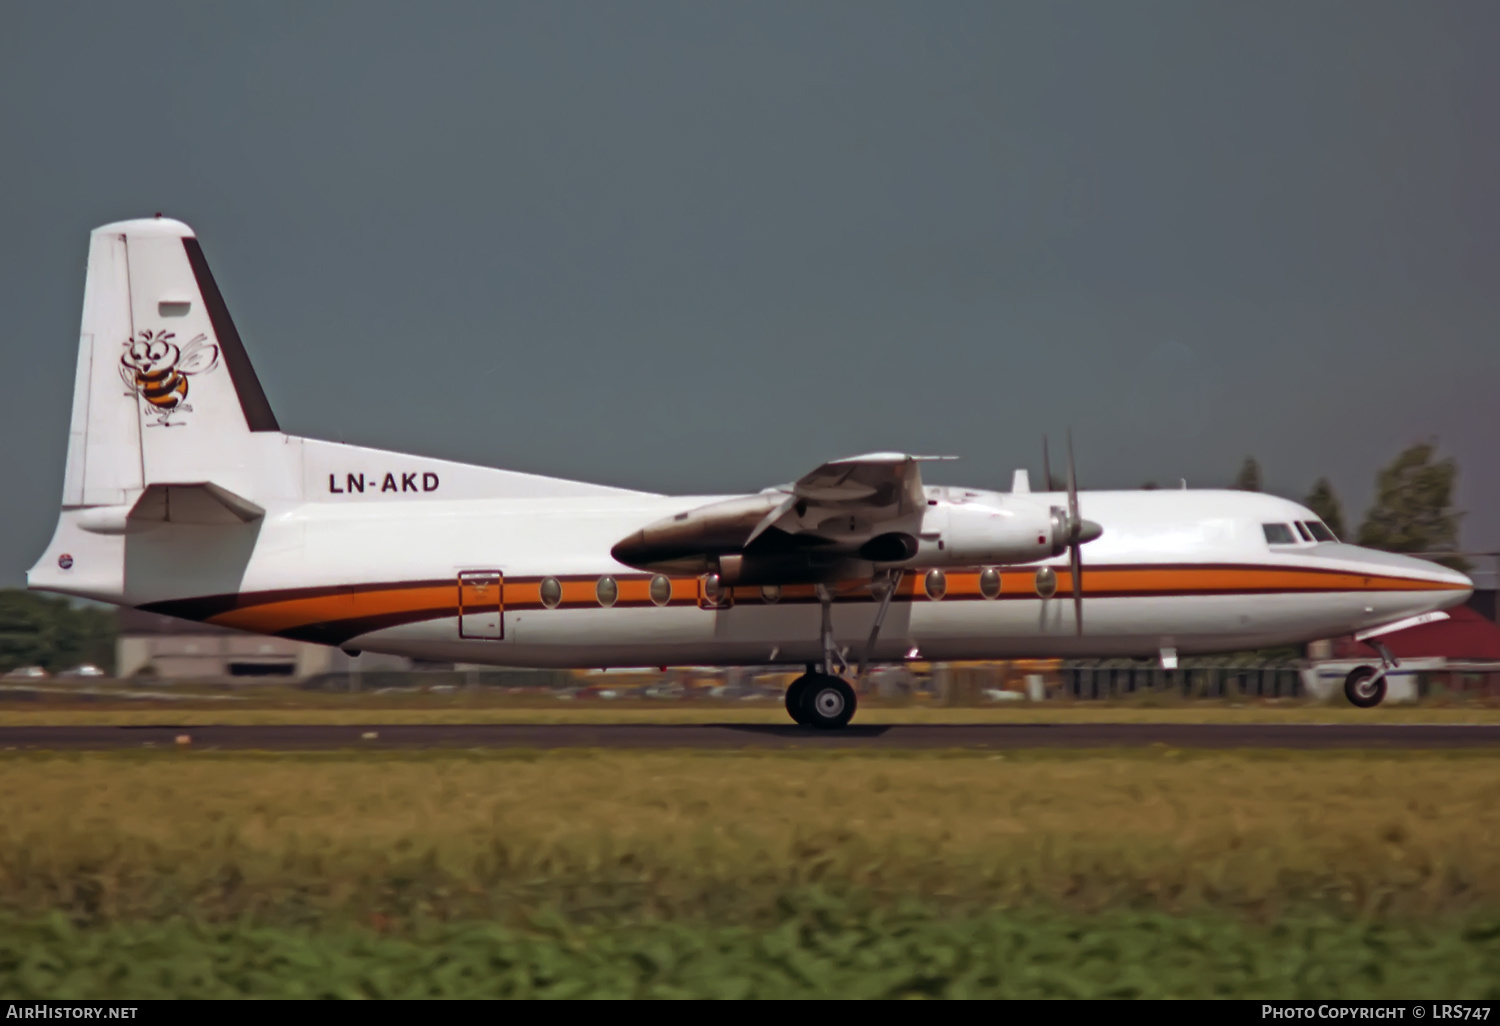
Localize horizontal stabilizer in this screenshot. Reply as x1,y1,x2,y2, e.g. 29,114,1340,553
76,483,265,534
132,482,265,524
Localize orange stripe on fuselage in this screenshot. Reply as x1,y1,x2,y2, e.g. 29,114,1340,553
207,583,455,634
196,563,1464,638
951,566,1462,598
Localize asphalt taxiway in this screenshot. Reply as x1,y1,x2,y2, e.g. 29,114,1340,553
0,723,1496,750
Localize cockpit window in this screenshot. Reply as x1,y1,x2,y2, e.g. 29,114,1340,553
1306,520,1337,542
1294,521,1314,542
1262,523,1296,545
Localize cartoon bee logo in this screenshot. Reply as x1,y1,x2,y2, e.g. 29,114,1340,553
119,329,220,426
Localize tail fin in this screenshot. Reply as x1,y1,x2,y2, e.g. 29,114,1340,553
63,216,278,508
34,215,654,604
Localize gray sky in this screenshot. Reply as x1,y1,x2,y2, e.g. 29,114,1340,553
3,2,1498,586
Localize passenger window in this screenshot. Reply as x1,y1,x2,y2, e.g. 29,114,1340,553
539,577,562,609
1262,523,1296,545
1294,522,1314,542
596,576,618,607
1306,521,1337,543
649,575,672,606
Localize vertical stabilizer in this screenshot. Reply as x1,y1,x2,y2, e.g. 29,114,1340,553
34,217,286,602
64,217,279,508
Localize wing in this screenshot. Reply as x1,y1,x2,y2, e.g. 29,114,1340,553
119,363,138,393
611,453,955,583
176,335,220,375
747,452,948,545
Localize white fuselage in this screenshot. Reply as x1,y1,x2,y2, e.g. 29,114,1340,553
32,481,1471,669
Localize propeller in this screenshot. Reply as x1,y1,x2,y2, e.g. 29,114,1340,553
1042,431,1101,636
1066,430,1083,636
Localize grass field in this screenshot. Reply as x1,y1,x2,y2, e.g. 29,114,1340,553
6,908,1496,998
2,748,1499,996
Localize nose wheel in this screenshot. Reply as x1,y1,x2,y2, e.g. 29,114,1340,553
784,669,857,729
1345,638,1398,708
1344,665,1388,708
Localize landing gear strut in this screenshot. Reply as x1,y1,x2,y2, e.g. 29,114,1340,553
855,570,902,678
782,584,863,729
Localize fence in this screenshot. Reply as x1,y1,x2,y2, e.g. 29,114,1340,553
1060,665,1303,700
20,662,1500,703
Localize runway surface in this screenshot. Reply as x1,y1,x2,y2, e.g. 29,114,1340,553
0,723,1497,750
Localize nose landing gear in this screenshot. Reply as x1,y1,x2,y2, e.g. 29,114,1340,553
1345,638,1399,708
1344,665,1387,708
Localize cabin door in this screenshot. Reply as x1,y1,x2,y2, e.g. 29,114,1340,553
458,570,504,639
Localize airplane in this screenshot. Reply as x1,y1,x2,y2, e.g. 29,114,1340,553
27,217,1473,727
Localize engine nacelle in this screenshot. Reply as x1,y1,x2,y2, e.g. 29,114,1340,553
906,499,1061,567
611,490,1101,581
611,493,782,575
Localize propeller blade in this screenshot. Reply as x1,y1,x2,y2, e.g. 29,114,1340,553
1066,430,1079,535
1070,539,1083,636
1067,429,1082,636
1042,436,1052,493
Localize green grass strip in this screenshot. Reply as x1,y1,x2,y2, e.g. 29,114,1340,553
4,907,1499,999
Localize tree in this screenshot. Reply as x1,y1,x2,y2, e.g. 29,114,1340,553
1356,442,1468,571
1303,478,1347,540
1234,457,1261,492
0,590,116,674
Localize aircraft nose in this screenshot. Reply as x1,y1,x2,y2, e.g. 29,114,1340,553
1363,549,1472,610
1408,553,1470,595
1435,562,1475,603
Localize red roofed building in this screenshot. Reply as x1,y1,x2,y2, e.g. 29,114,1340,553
1332,605,1500,662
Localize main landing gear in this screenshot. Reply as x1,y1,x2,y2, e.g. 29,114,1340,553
785,670,857,729
782,575,901,729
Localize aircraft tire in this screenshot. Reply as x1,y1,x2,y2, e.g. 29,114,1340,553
785,674,813,725
800,674,857,730
1344,665,1386,708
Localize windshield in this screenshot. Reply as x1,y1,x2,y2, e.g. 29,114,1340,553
1305,521,1337,542
1262,523,1296,545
